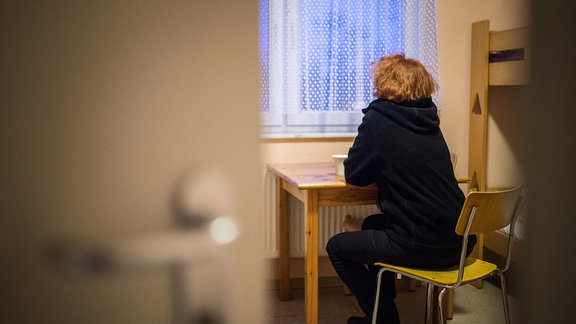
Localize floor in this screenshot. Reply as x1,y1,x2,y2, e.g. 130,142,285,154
265,277,518,324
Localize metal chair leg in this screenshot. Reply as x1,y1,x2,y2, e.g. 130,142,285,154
372,268,385,324
425,284,434,324
497,271,511,324
438,287,448,324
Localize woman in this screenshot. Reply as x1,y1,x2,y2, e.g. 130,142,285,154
326,53,475,324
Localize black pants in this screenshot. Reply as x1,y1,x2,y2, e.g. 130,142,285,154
326,214,467,324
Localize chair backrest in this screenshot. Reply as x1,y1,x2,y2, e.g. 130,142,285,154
455,187,523,236
451,187,523,283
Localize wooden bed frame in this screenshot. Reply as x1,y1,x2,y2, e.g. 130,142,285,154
468,20,530,260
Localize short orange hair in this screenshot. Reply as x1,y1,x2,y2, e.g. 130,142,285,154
370,53,438,102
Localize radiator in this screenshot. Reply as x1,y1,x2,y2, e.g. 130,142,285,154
263,170,379,258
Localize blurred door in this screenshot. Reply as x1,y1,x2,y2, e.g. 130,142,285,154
0,1,264,323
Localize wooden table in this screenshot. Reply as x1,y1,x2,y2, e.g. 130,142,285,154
267,162,469,324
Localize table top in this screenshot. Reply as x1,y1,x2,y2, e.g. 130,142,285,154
267,162,353,189
267,162,469,190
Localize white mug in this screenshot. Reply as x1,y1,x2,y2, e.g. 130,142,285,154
331,154,347,177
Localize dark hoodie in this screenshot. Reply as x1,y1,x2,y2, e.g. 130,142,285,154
344,98,474,251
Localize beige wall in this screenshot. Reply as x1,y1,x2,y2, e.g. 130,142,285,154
261,137,354,165
261,0,531,190
0,1,264,323
437,0,531,188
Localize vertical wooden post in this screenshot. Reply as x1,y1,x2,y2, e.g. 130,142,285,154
469,19,490,194
468,20,490,289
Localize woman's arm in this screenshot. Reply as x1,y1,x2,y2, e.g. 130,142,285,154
344,114,377,186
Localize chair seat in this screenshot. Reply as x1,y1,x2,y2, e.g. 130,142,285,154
374,257,498,286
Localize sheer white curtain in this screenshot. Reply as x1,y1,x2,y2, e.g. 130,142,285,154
260,0,440,136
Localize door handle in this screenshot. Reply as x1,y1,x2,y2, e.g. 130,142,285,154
46,166,239,324
47,166,238,274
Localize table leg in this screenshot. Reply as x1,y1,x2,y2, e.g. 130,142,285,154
445,289,454,320
277,179,291,301
304,190,319,324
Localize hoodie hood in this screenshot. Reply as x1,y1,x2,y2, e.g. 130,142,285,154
362,98,440,134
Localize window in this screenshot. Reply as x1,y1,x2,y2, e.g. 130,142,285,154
260,0,440,137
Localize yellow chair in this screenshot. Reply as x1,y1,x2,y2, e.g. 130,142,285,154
371,187,523,324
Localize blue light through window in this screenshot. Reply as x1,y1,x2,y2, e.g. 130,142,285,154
260,0,439,136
